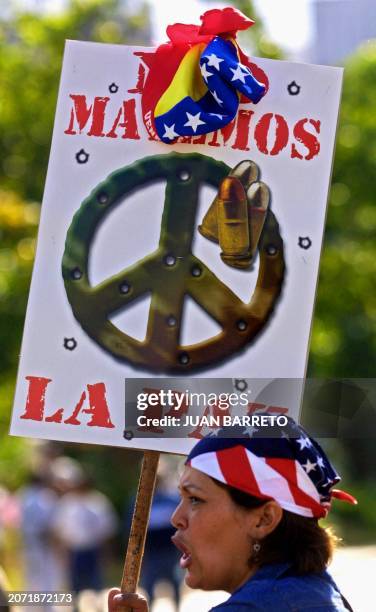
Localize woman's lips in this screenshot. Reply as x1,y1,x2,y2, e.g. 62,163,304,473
171,533,193,569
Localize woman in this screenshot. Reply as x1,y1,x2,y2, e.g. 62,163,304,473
109,417,357,611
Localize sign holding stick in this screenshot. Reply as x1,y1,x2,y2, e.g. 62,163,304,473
121,451,160,597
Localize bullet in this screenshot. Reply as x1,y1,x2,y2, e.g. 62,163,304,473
198,160,259,242
217,177,252,268
246,181,270,257
198,192,219,242
231,160,259,186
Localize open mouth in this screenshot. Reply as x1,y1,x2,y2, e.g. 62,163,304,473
171,533,193,569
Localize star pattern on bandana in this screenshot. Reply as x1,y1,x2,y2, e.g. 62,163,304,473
281,425,340,505
243,425,259,437
296,435,312,450
302,459,317,474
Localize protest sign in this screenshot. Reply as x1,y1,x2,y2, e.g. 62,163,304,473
10,39,343,454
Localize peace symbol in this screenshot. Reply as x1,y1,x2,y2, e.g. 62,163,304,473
62,153,285,372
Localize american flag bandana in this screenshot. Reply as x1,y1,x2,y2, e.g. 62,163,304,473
141,8,268,144
186,417,357,518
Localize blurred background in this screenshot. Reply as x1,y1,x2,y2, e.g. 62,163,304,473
0,0,375,610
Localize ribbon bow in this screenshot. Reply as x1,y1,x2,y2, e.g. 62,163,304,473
142,7,268,143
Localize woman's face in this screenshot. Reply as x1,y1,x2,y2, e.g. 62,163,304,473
171,466,258,593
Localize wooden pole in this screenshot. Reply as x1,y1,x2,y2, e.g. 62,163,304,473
121,450,160,604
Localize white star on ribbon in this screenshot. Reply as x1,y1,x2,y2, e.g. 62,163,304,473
209,113,224,119
205,53,224,70
317,456,325,468
302,459,317,474
162,124,179,140
184,112,205,133
230,64,248,83
200,63,213,81
212,90,223,106
296,436,312,450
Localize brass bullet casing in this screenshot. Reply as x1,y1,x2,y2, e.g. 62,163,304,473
246,181,270,257
217,177,252,269
198,160,259,242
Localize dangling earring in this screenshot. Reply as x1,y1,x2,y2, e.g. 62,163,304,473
252,541,261,561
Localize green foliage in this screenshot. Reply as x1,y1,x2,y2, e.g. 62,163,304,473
0,191,37,489
326,480,376,544
0,191,39,378
0,0,150,202
0,0,150,492
308,41,376,376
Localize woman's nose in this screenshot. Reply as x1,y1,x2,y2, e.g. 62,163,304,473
171,501,187,529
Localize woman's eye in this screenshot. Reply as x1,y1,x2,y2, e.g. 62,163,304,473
189,496,202,505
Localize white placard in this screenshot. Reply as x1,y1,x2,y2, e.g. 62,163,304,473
10,41,343,454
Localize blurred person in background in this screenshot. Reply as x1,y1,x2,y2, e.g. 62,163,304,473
51,462,117,595
0,484,20,551
18,472,64,594
0,566,10,612
0,486,15,612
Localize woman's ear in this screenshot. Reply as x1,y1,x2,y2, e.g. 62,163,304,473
248,501,283,539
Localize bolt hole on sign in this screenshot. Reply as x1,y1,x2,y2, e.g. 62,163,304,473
10,7,343,455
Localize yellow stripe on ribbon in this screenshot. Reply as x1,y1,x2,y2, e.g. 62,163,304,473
154,43,208,118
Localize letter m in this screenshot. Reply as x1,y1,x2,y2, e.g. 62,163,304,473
64,95,110,136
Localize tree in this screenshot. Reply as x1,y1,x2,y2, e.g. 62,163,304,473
308,41,376,377
0,190,39,487
0,0,151,202
305,43,376,506
0,0,151,491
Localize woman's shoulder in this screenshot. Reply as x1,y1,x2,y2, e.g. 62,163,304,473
210,564,349,611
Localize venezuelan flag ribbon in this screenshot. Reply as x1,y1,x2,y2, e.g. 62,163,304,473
141,7,269,143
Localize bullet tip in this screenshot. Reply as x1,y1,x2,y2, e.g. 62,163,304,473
219,176,246,202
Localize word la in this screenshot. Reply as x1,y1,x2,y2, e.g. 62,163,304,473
20,376,114,428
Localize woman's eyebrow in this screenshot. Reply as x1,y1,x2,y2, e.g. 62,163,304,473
179,483,204,493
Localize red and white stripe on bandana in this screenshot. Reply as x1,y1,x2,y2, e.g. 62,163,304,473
186,418,357,518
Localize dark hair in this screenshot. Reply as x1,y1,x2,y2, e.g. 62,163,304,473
213,479,338,575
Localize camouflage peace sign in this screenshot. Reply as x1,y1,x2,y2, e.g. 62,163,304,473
62,153,284,372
